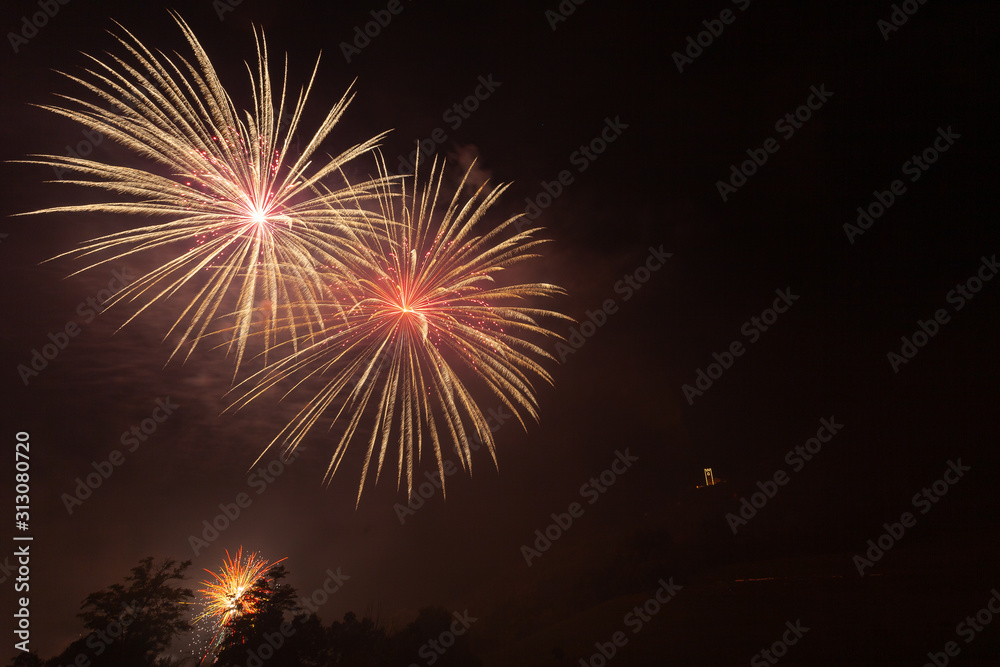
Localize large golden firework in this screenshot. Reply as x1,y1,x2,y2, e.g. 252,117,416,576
232,156,570,503
18,13,389,369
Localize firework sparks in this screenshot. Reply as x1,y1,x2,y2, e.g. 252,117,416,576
197,548,286,653
231,156,571,503
17,13,390,370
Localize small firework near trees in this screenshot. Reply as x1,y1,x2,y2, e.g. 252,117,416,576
195,548,288,661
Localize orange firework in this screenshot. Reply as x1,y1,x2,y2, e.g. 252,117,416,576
197,548,285,651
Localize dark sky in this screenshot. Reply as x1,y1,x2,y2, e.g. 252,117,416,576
2,0,999,664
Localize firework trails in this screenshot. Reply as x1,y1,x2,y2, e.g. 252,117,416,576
197,548,285,653
21,14,568,500
18,13,389,369
232,156,569,503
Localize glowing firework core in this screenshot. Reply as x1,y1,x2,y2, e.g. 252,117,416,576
241,196,279,229
197,548,286,656
249,207,268,225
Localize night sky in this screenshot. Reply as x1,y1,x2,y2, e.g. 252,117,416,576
2,0,999,664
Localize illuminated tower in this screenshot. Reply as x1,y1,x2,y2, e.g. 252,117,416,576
704,468,715,486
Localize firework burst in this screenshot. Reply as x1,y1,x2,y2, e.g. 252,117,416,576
231,156,570,503
196,548,285,653
17,13,390,369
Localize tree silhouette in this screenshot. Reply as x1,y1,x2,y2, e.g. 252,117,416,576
75,556,193,667
5,556,483,667
5,653,42,667
325,611,390,666
388,607,481,667
213,564,298,666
